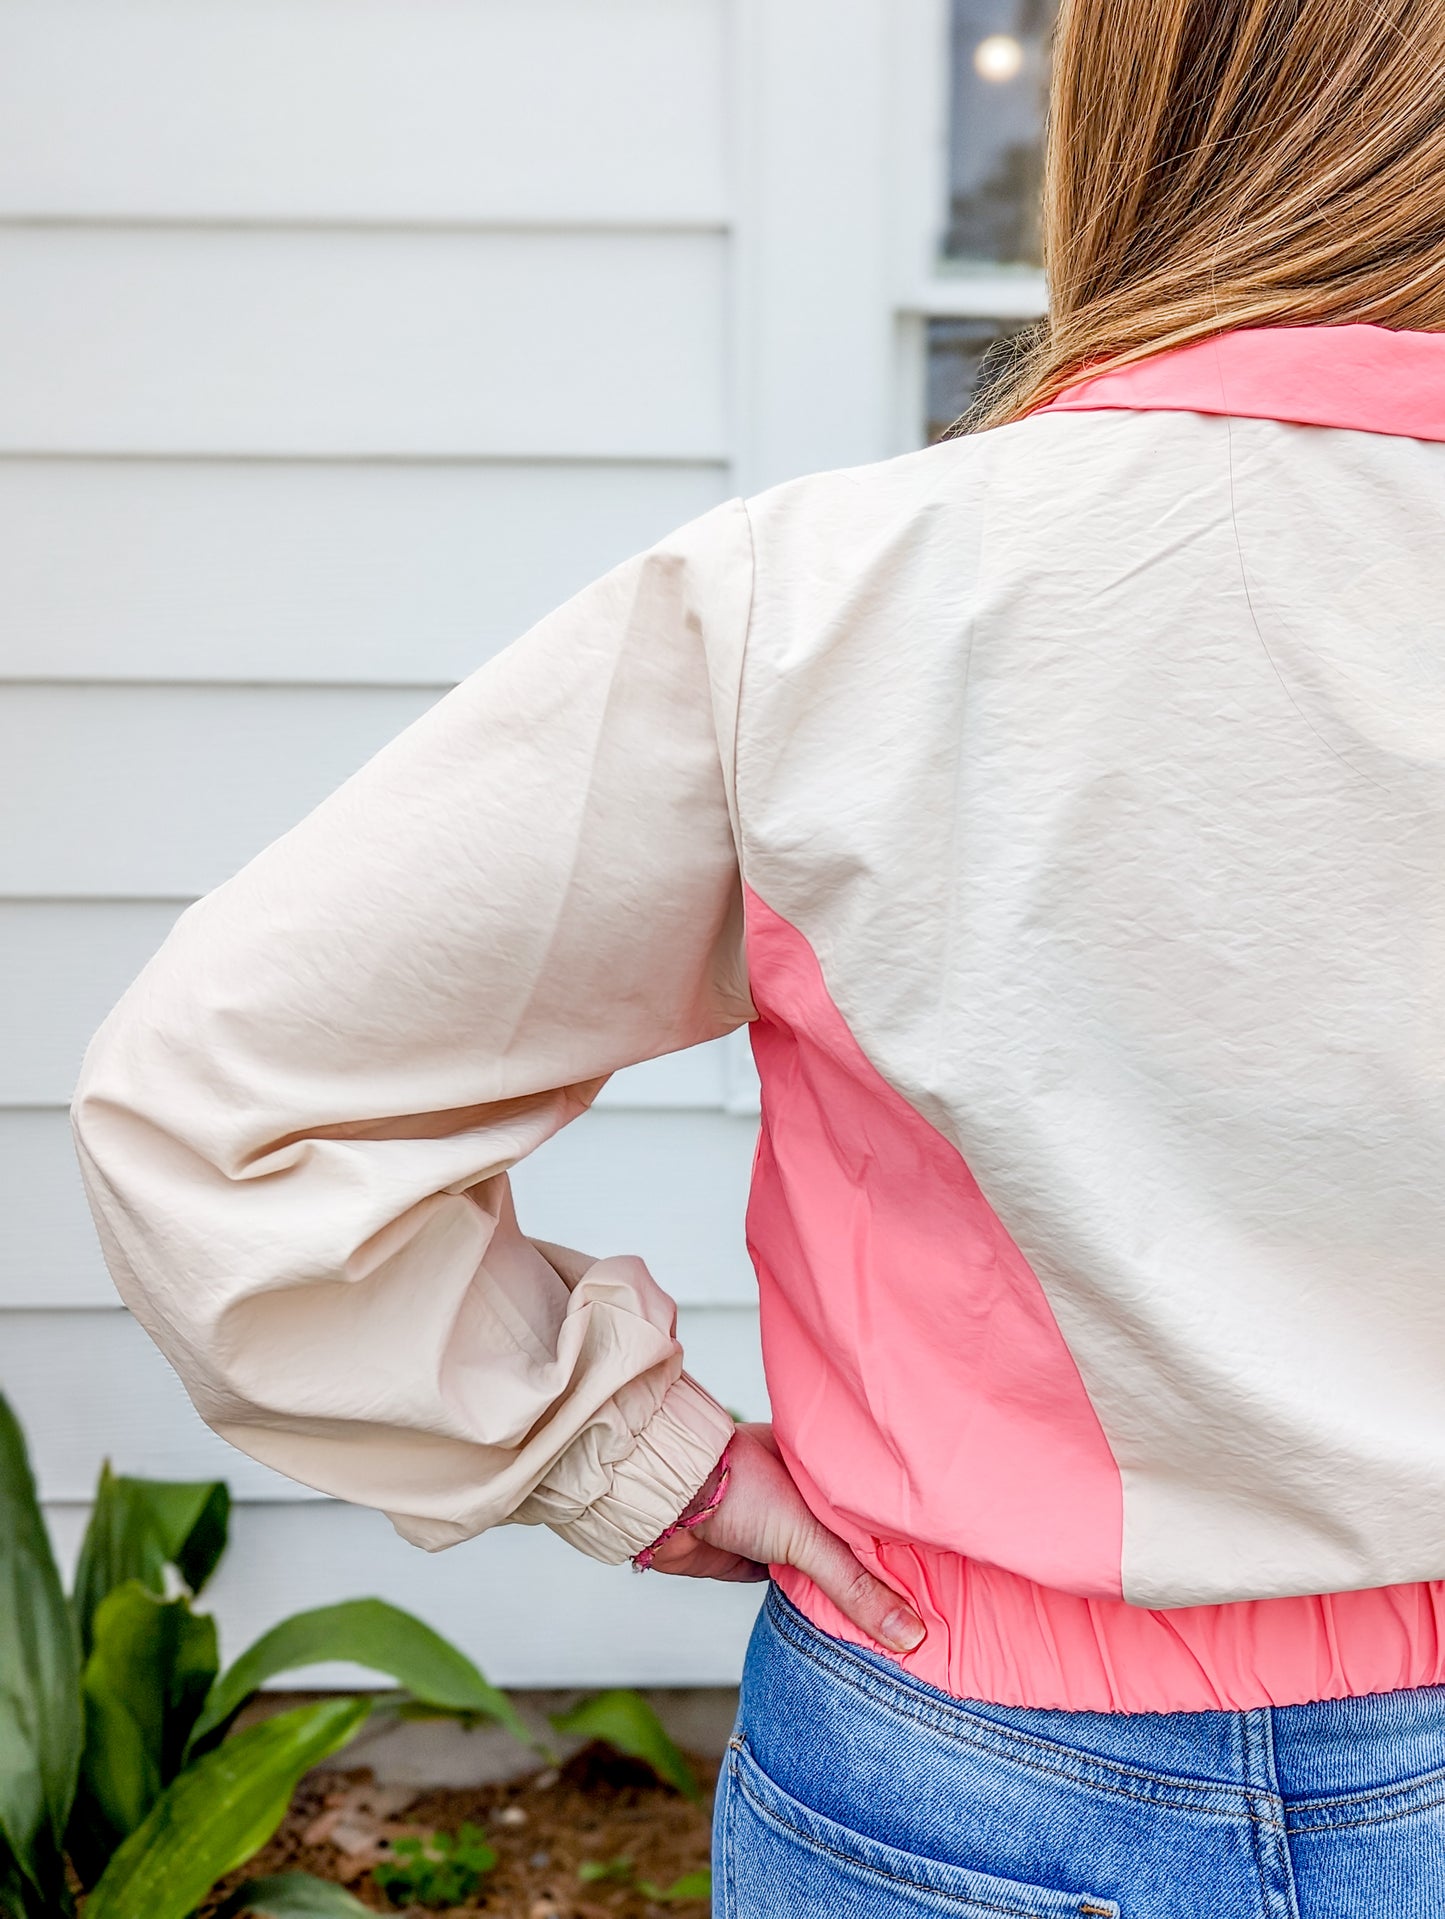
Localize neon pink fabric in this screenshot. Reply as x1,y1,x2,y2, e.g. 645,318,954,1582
782,1552,1445,1715
1045,323,1445,441
746,883,1445,1712
744,884,1124,1594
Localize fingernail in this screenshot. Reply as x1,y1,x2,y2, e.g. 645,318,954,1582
882,1608,926,1653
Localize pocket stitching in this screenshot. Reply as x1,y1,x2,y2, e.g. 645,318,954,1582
728,1741,1116,1919
721,1739,739,1918
1286,1786,1445,1834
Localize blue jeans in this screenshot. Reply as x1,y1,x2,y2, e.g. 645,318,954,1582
713,1587,1445,1916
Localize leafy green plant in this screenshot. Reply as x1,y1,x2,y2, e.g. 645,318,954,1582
371,1824,497,1908
84,1701,370,1919
0,1395,80,1919
187,1597,530,1757
0,1390,524,1919
63,1461,236,1882
71,1463,230,1658
0,1386,709,1918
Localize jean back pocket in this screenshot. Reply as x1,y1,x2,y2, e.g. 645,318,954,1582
717,1735,1121,1919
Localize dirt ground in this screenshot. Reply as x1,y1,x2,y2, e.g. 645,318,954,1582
202,1744,718,1919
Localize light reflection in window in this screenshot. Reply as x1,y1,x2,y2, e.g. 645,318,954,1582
974,33,1025,83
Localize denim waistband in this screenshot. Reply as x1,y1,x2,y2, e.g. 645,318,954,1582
760,1585,1445,1817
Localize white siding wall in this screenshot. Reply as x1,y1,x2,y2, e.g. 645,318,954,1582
0,0,918,1684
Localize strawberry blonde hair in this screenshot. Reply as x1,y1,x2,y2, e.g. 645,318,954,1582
971,0,1445,428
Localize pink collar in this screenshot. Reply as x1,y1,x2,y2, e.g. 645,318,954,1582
1045,325,1445,442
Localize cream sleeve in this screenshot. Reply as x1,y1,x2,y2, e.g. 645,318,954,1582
71,499,755,1562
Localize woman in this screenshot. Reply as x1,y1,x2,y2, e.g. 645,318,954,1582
74,0,1445,1911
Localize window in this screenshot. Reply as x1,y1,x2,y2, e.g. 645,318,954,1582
914,0,1057,439
925,315,1036,443
944,0,1055,268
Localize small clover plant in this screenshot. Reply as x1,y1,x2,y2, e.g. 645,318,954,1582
372,1825,498,1909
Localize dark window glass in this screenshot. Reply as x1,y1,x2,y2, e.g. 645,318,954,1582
926,316,1036,441
944,0,1057,267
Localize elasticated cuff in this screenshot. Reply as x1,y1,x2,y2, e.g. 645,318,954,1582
552,1373,736,1563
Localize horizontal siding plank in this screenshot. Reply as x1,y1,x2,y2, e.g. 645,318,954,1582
43,1496,763,1688
512,1114,759,1306
0,458,727,683
0,1110,101,1309
0,900,184,1104
0,902,733,1110
1,683,440,896
0,228,728,458
0,1107,760,1308
4,1303,766,1501
5,1306,326,1499
0,0,728,228
596,1044,733,1113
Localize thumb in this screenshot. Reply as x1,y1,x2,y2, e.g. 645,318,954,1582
786,1517,926,1656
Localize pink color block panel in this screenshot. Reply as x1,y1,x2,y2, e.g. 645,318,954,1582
743,885,1124,1599
1046,324,1445,442
772,1550,1445,1714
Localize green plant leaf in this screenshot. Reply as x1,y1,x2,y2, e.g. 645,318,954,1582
68,1674,154,1891
0,1851,51,1919
71,1466,229,1656
548,1690,700,1800
165,1480,230,1598
638,1869,712,1902
67,1582,220,1884
0,1391,81,1915
84,1696,368,1919
578,1854,635,1884
213,1871,371,1917
188,1598,527,1757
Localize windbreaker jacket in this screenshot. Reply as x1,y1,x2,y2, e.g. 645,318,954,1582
73,326,1445,1713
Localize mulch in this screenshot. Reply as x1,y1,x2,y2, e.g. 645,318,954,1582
201,1745,717,1919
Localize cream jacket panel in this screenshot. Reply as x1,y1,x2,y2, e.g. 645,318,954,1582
72,500,754,1561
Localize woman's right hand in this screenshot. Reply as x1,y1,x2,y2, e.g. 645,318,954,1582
643,1423,927,1656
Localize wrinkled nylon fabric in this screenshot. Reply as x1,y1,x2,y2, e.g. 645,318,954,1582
738,334,1445,1624
72,324,1445,1714
748,886,1445,1712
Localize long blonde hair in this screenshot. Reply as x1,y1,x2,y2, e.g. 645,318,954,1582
971,0,1445,429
